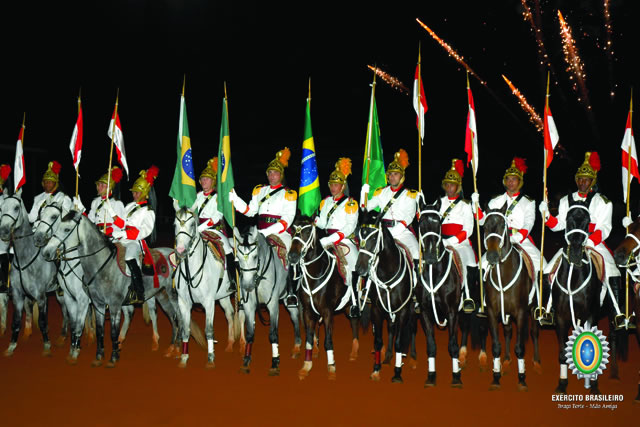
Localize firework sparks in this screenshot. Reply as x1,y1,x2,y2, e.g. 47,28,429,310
367,65,409,95
501,75,543,132
603,0,615,99
520,0,549,66
416,18,486,86
557,10,591,110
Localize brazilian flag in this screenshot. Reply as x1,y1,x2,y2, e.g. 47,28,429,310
216,98,235,225
362,96,386,202
298,98,321,217
169,94,196,208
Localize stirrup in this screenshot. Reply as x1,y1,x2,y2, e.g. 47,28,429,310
614,314,627,330
56,285,64,297
539,311,555,326
285,294,298,308
348,305,360,319
123,287,144,306
462,298,476,314
533,307,546,321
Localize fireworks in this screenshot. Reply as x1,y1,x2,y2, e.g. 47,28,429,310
520,0,549,66
501,74,543,132
416,18,486,86
603,0,613,54
367,65,409,95
557,10,591,110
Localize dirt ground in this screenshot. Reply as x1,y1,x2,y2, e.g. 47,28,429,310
0,296,637,426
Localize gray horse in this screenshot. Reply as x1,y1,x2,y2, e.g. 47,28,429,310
234,226,302,375
42,211,182,367
0,193,60,357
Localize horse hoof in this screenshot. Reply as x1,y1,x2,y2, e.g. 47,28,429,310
66,354,78,365
239,342,246,355
533,361,543,375
489,383,501,391
517,384,529,392
163,345,175,358
105,360,117,368
178,361,187,369
91,359,102,368
370,371,381,381
54,336,66,348
291,344,301,359
501,359,511,375
459,346,467,366
205,361,216,369
151,341,160,352
406,357,418,370
391,375,403,384
312,347,319,359
298,368,310,380
42,348,52,358
451,382,463,389
239,366,250,374
478,351,488,371
225,343,234,353
328,366,337,381
268,368,280,376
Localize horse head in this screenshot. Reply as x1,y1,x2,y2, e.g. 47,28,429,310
42,211,83,262
483,200,509,265
564,198,591,266
614,217,640,266
356,209,381,277
418,198,443,265
235,226,261,291
33,203,64,247
288,212,317,265
174,208,198,259
0,193,25,242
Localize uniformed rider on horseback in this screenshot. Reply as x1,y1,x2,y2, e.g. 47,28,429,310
74,166,126,238
472,157,546,308
105,165,159,306
314,157,360,318
438,159,477,313
0,164,12,293
229,148,298,307
539,151,626,329
192,157,236,293
28,161,73,225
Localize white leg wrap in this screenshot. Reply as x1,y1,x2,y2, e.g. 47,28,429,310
306,341,313,350
560,364,568,379
518,358,525,374
452,358,460,373
207,339,214,354
428,357,435,372
395,352,403,368
272,343,279,358
327,350,335,365
493,357,501,373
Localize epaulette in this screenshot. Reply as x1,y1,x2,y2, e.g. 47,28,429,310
319,198,326,211
523,194,533,202
373,187,385,197
406,189,419,199
460,199,471,205
252,184,264,196
599,194,611,204
344,198,358,214
285,189,297,201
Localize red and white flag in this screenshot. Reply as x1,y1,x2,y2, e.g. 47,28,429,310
14,125,26,192
69,101,83,172
621,109,639,203
543,103,559,168
464,86,479,173
107,106,129,178
413,64,427,141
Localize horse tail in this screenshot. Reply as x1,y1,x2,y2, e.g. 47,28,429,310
33,301,39,330
359,303,371,333
257,303,270,326
190,319,207,350
469,312,486,350
233,305,241,342
142,301,151,326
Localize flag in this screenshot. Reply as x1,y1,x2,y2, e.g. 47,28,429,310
621,108,639,203
298,97,321,217
362,96,386,202
69,100,83,172
14,124,25,192
464,86,479,173
169,94,197,208
413,64,427,140
216,98,235,225
108,105,129,178
543,103,559,168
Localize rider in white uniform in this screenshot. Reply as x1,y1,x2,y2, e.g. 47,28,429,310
361,149,420,280
106,165,159,305
539,152,625,329
192,157,236,292
315,157,360,317
229,147,297,305
473,157,545,305
0,164,11,293
74,167,126,238
28,161,73,225
439,159,477,313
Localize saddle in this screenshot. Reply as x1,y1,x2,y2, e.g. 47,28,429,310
115,242,170,283
201,231,226,268
442,246,464,279
548,248,605,285
328,243,349,282
514,244,535,282
266,235,288,269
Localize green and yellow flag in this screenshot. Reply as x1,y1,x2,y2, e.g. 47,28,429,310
362,96,385,202
298,94,321,217
216,97,235,225
169,90,197,208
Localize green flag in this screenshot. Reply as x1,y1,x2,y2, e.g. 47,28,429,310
216,98,235,225
169,94,197,208
362,96,386,201
298,98,321,217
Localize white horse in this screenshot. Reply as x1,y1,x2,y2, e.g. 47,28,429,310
173,208,245,368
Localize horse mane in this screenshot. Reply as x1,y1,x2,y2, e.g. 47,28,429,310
69,210,116,251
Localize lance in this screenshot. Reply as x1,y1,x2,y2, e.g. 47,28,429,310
417,44,424,275
624,89,635,328
75,89,81,201
363,67,378,208
104,89,119,233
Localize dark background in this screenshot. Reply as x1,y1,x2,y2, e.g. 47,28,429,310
2,0,639,238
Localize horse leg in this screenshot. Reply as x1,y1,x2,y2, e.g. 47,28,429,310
23,297,33,340
405,314,418,370
299,304,316,379
84,305,96,344
54,291,68,348
267,298,281,376
554,317,569,394
105,307,122,367
4,290,24,356
477,312,489,371
68,293,90,365
204,300,216,369
37,296,52,357
118,305,134,346
515,310,528,391
458,312,470,365
324,310,337,380
154,290,179,357
240,297,256,374
177,296,192,368
145,297,160,351
391,311,412,384
449,311,462,388
348,315,359,361
502,321,513,375
286,304,302,359
488,310,502,390
370,307,383,381
382,318,393,365
91,306,106,367
530,308,542,374
218,296,235,353
422,310,437,387
0,293,7,336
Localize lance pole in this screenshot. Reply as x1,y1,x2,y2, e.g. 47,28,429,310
536,72,551,321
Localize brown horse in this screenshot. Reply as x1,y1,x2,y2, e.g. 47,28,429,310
482,201,541,391
612,218,640,403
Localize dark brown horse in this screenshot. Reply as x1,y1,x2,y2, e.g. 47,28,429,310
482,201,540,391
288,214,365,380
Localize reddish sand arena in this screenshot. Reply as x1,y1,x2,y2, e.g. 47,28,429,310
0,297,637,426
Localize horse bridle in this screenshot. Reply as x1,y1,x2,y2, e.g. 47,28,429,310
174,211,209,290
291,223,317,260
483,211,508,251
358,223,383,268
0,196,33,240
33,204,63,247
619,231,640,282
174,211,200,259
418,208,445,263
564,204,590,253
236,237,274,294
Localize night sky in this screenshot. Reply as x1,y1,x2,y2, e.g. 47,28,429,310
2,1,639,235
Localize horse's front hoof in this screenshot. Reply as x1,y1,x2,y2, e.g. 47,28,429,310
391,367,403,384
91,358,103,368
554,379,568,394
349,339,359,361
459,346,467,368
424,372,436,388
533,361,543,375
42,344,52,358
298,369,310,380
22,327,32,341
327,364,337,380
151,339,160,352
291,344,301,359
178,355,188,368
4,343,16,357
205,361,216,369
239,366,250,374
268,367,280,376
489,373,501,391
105,359,117,368
54,336,66,348
382,351,392,365
478,351,488,372
163,344,176,358
489,383,501,391
224,343,234,353
406,357,418,370
66,354,79,366
451,372,462,388
370,371,381,381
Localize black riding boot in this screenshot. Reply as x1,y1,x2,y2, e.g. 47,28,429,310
284,268,298,308
609,277,626,330
539,274,555,326
348,275,361,318
413,261,421,314
225,253,237,293
0,253,9,293
123,260,145,305
463,266,478,313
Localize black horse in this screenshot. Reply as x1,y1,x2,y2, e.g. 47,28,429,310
288,214,366,380
355,209,414,383
549,198,621,394
417,199,465,387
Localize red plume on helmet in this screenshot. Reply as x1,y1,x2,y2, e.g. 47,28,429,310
454,159,464,177
145,165,159,185
51,161,62,175
111,167,123,184
0,164,11,181
589,152,601,172
514,157,528,174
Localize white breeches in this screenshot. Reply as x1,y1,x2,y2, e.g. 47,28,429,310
518,238,546,276
122,240,142,262
390,228,419,260
336,239,358,272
